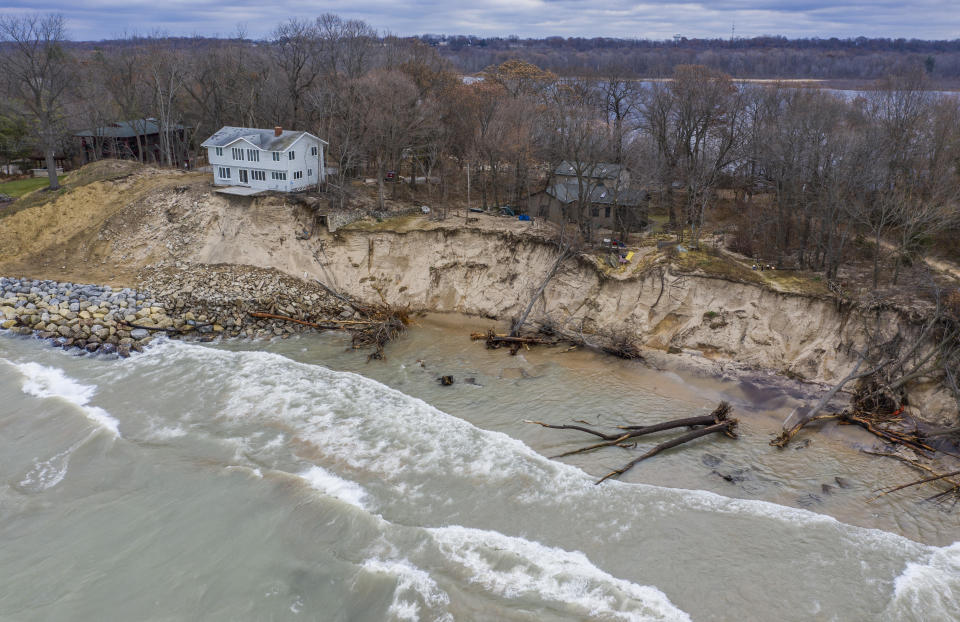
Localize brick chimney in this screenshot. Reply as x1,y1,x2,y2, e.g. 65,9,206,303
274,126,282,137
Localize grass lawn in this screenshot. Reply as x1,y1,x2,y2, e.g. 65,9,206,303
0,176,64,198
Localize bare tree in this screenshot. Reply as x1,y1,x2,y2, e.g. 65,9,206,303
315,13,376,81
539,78,613,241
888,95,960,283
143,40,187,166
599,65,641,166
0,13,70,189
92,39,151,161
357,69,435,209
272,19,321,129
670,65,745,245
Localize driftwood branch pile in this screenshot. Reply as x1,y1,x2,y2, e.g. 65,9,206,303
250,281,409,360
528,402,738,484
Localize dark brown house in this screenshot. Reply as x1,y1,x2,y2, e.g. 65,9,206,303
74,119,188,165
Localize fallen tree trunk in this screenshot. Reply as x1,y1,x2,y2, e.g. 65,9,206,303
119,321,211,334
247,311,373,329
596,419,739,484
523,421,626,441
870,469,960,501
772,351,880,448
527,403,729,446
619,411,726,432
528,402,735,462
474,329,557,349
510,245,571,337
841,413,935,455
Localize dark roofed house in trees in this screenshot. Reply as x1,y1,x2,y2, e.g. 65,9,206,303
529,161,649,233
74,118,188,166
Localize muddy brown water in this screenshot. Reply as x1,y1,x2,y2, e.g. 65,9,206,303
1,315,958,621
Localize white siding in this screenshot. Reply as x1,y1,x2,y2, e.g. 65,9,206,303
207,134,326,192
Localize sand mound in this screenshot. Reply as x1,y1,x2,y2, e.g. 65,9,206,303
0,161,211,285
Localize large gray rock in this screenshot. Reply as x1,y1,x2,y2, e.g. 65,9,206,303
130,328,149,340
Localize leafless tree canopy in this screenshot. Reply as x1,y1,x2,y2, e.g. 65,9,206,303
0,13,958,298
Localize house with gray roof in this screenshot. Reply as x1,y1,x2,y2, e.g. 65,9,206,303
530,162,647,232
554,160,630,186
201,126,327,194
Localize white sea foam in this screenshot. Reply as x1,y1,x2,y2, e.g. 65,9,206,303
18,429,102,492
19,454,70,491
361,558,452,622
126,341,949,618
16,429,100,493
15,362,120,437
145,421,187,440
885,541,960,621
132,341,929,550
298,464,370,510
428,525,690,621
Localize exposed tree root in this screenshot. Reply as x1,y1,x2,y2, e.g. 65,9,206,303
770,413,844,448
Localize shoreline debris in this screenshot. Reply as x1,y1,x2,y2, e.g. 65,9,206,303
528,402,738,484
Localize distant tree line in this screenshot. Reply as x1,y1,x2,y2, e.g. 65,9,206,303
426,34,960,80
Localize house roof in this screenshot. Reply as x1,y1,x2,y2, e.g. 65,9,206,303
74,118,185,138
554,161,624,180
544,181,648,207
200,126,327,151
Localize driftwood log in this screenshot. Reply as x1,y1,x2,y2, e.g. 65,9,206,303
596,419,739,484
472,329,557,350
119,320,212,334
528,402,739,484
247,311,376,329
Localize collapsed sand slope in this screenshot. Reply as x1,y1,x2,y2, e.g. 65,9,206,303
0,161,230,286
198,216,955,420
0,164,953,421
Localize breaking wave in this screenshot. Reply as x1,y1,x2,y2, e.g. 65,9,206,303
13,361,120,437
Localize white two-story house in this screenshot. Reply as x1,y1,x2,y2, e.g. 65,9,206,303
201,126,327,193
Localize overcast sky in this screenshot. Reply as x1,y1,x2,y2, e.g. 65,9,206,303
3,0,960,41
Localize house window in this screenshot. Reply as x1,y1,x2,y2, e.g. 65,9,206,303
247,149,259,162
591,206,600,217
231,147,244,160
218,167,231,179
271,171,287,180
293,170,303,180
272,152,280,161
307,169,313,177
288,151,295,160
215,147,223,156
604,206,611,218
310,146,318,156
251,170,266,181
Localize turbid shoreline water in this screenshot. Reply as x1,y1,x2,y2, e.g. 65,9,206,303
2,314,958,621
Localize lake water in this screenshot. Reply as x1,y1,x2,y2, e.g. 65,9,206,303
1,316,958,621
